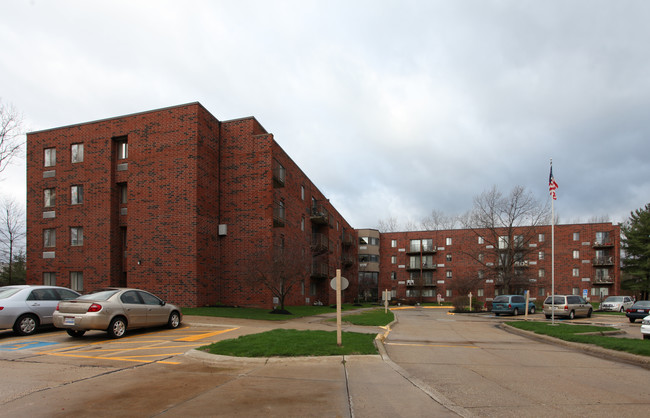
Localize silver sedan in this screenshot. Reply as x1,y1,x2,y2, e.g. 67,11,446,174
0,285,80,336
53,288,182,338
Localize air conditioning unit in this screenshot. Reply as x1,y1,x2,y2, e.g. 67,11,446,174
406,280,415,286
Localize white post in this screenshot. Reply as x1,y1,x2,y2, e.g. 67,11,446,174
468,292,472,312
384,289,388,313
336,269,342,347
551,159,555,325
525,289,529,319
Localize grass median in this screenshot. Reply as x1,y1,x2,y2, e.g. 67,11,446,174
183,304,375,321
507,321,650,357
199,329,378,357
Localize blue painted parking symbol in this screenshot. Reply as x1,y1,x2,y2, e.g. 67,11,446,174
0,341,58,351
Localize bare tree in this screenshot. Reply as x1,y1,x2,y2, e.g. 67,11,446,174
250,239,309,313
460,185,550,294
0,100,24,174
421,209,459,231
377,216,400,232
0,197,26,285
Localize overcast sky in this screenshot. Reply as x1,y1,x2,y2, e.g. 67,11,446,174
2,0,650,229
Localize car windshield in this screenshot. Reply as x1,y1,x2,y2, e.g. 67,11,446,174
632,301,650,308
544,296,565,304
604,296,624,302
493,296,509,303
77,289,120,301
0,287,22,299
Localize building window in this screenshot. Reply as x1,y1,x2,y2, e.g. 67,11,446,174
573,232,580,241
44,147,56,167
478,253,484,262
478,236,484,244
573,250,579,259
119,183,127,204
390,272,396,280
71,143,84,163
446,270,452,278
477,288,484,297
301,216,305,231
71,185,84,205
391,256,397,264
273,200,285,227
44,188,55,207
572,268,579,277
446,254,452,262
391,239,397,248
498,236,509,249
115,138,128,160
538,233,545,242
572,287,580,295
446,237,452,246
446,289,452,298
538,287,545,297
44,228,56,247
70,227,84,246
478,270,484,279
43,272,56,286
595,231,610,245
538,251,545,260
300,185,305,200
70,271,83,291
538,268,545,278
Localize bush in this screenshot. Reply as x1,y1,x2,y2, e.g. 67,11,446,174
452,295,482,313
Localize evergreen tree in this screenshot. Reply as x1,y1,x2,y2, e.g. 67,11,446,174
621,203,650,299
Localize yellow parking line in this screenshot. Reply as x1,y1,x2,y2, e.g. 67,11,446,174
45,351,183,364
174,328,239,342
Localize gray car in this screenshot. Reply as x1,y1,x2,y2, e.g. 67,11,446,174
543,295,593,320
0,285,81,336
53,288,182,338
599,296,634,312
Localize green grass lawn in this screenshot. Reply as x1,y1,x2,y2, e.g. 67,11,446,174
339,308,394,326
507,321,650,357
199,329,378,357
183,304,374,321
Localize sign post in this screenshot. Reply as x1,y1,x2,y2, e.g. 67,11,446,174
330,270,349,347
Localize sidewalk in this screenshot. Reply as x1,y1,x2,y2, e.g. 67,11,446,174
181,314,469,417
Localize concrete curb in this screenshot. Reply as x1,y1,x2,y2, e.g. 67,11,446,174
500,323,650,370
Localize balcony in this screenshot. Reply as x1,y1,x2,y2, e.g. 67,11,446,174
273,202,285,227
342,232,355,247
406,244,437,254
312,233,329,254
406,279,436,287
514,260,529,267
593,256,614,266
310,204,329,225
593,239,614,248
593,275,614,284
272,165,286,188
406,262,437,271
311,262,330,279
341,255,355,267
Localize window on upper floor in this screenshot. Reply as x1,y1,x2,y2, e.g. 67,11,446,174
478,236,484,244
115,137,128,160
44,228,56,247
70,227,84,246
538,233,545,242
44,188,55,207
573,250,580,259
71,185,84,205
573,232,580,241
119,183,128,204
44,147,56,167
391,239,397,248
445,237,452,246
572,268,579,277
539,251,545,260
71,143,84,163
446,254,452,262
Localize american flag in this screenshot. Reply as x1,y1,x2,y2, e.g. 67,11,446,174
549,165,558,200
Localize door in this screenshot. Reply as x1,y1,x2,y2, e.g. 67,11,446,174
138,291,168,326
26,288,61,325
119,290,148,327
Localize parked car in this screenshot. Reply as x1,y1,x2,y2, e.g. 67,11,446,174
641,315,650,340
599,296,634,312
543,295,593,320
0,285,81,336
626,301,650,323
53,288,182,338
491,295,536,316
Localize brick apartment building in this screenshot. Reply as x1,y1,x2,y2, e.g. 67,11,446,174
26,103,357,308
373,223,621,304
25,102,622,308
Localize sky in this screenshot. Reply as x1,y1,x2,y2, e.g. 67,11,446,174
2,0,650,230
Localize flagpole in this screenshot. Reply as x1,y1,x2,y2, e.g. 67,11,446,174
551,158,555,325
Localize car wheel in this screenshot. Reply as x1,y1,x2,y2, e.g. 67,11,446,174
513,308,519,316
66,329,86,338
587,308,593,318
545,314,551,319
13,314,38,336
494,312,500,316
167,311,181,329
629,318,636,323
644,334,650,340
620,306,625,313
107,317,127,338
529,306,536,314
568,310,575,320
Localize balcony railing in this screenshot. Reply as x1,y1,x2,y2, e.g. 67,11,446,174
514,260,529,267
273,202,285,227
311,233,329,253
342,232,355,247
272,165,286,188
593,275,614,284
310,205,329,225
593,239,614,248
593,256,614,266
311,262,330,279
406,262,437,271
406,244,437,254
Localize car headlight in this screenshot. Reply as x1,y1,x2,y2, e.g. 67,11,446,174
643,318,650,326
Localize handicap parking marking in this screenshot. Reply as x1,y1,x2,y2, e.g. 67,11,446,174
174,327,239,342
0,341,59,351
